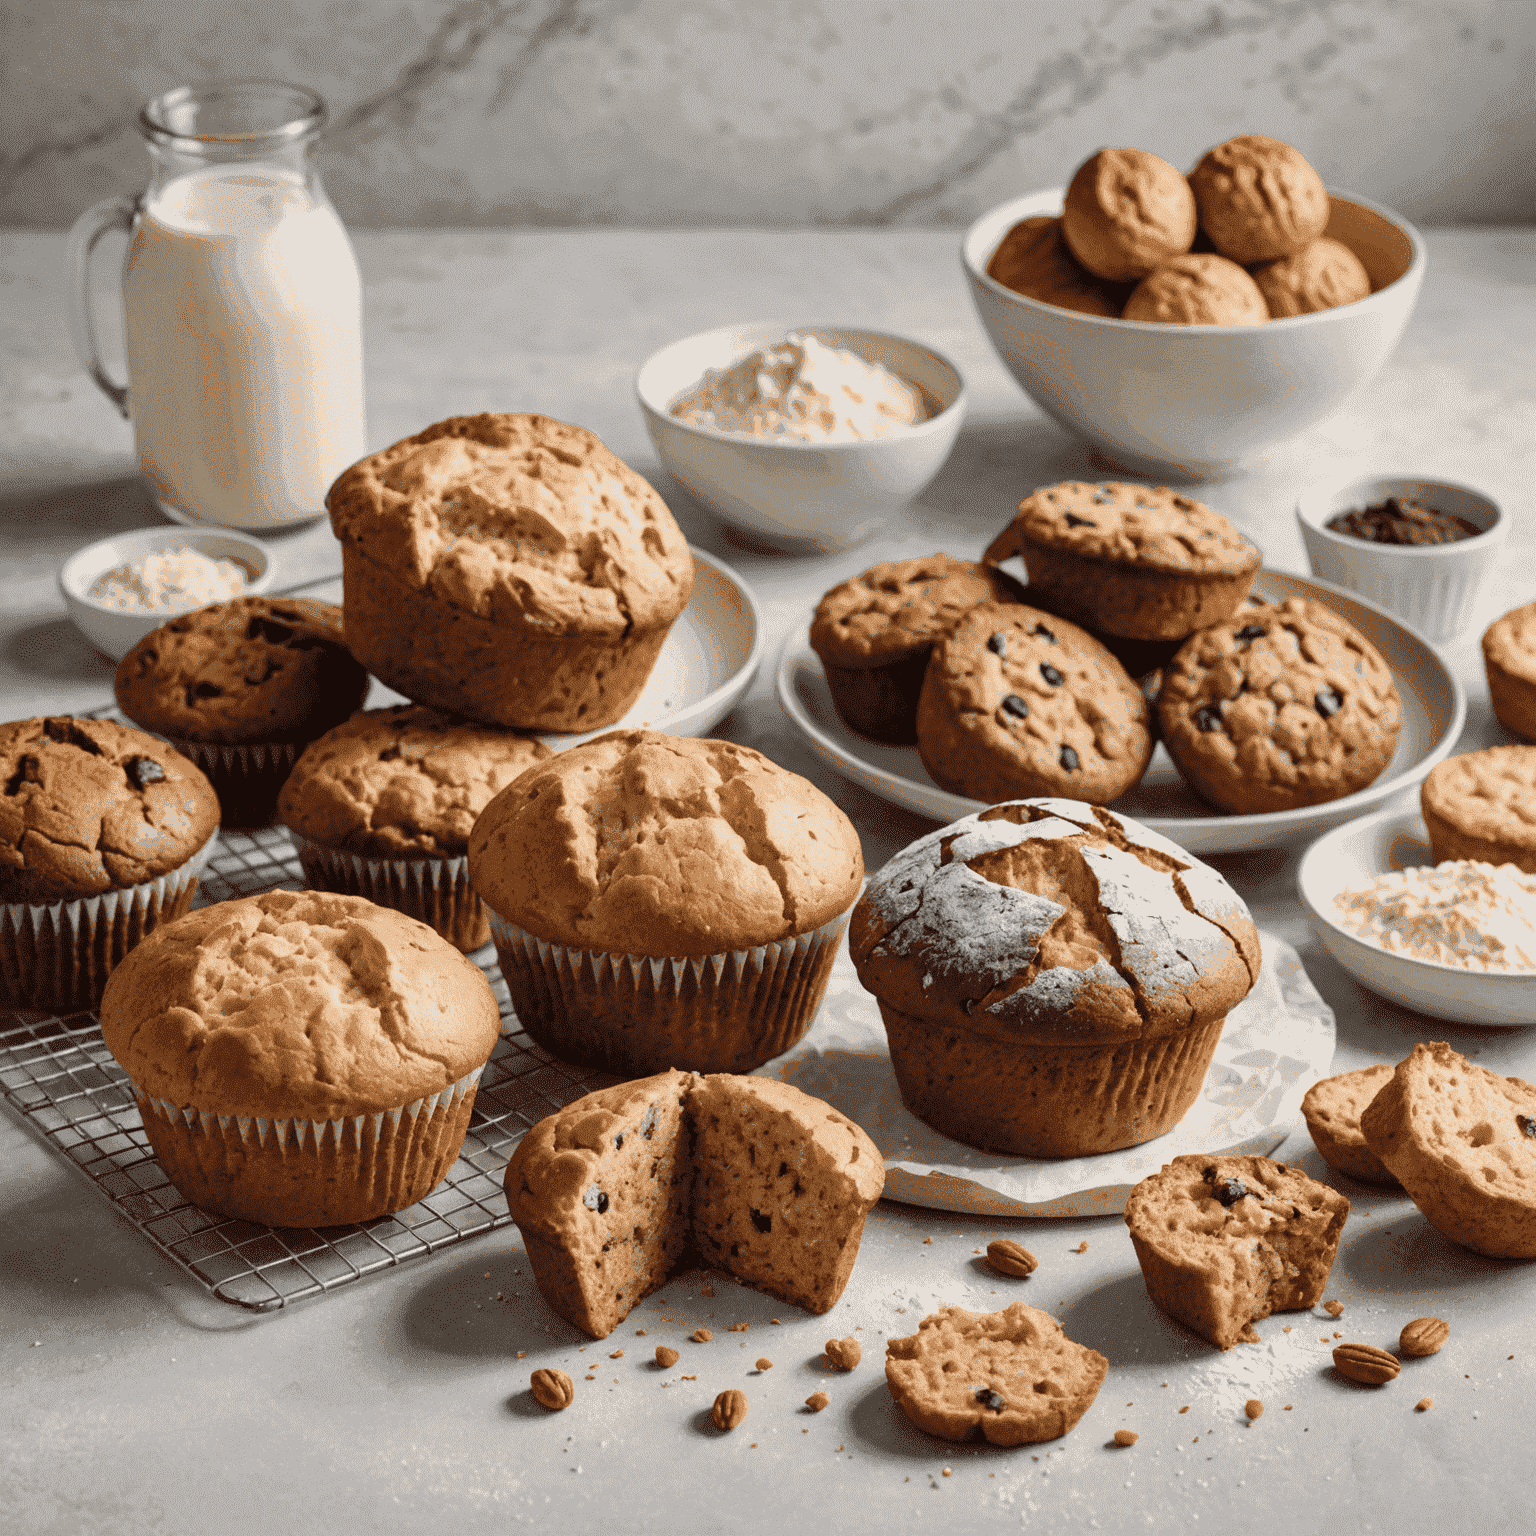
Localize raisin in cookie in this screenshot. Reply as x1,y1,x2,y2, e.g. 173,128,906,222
1420,746,1536,873
1156,598,1402,814
984,481,1259,641
884,1303,1107,1446
915,603,1153,806
1301,1064,1400,1186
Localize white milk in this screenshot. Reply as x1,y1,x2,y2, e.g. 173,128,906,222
122,166,366,529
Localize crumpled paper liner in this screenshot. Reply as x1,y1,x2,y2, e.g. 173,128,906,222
0,827,218,1014
136,1063,486,1228
169,736,300,827
758,928,1334,1218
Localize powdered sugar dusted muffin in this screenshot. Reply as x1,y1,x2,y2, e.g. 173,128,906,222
850,798,1259,1157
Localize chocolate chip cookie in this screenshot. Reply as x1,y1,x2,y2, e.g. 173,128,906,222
1156,597,1402,814
915,602,1154,806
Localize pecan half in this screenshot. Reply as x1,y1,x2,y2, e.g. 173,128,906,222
712,1389,748,1431
824,1337,861,1370
985,1239,1038,1277
530,1368,574,1409
1399,1318,1449,1357
1332,1343,1400,1385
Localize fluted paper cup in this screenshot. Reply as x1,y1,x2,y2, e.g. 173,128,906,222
168,737,301,827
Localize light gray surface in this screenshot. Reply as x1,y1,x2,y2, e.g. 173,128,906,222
3,223,1535,1533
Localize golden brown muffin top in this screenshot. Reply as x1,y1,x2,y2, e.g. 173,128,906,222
99,889,501,1120
278,706,551,859
1061,147,1198,282
468,729,865,955
850,798,1258,1045
810,554,1021,669
1189,135,1330,265
1483,602,1536,684
114,596,369,746
326,413,694,639
0,716,219,903
1421,746,1536,853
1122,253,1270,326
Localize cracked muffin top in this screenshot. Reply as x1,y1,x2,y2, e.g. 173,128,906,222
850,798,1258,1045
326,413,694,638
278,706,551,859
114,596,370,746
0,716,219,902
468,729,865,955
98,888,501,1120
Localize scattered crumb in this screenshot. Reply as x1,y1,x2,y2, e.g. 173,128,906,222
635,1329,646,1336
609,1349,624,1359
515,1351,527,1359
1283,1327,1291,1333
691,1329,713,1343
1113,1430,1138,1447
756,1359,773,1371
941,1468,951,1477
1075,1242,1089,1254
681,1374,697,1381
1417,1398,1434,1412
806,1392,830,1412
923,1237,933,1245
770,1319,782,1326
1324,1299,1344,1319
1284,1406,1292,1412
1246,1400,1264,1422
729,1322,750,1332
655,1346,679,1368
1179,1406,1190,1415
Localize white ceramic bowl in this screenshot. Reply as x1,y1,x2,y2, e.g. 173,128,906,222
961,189,1425,478
1298,806,1536,1027
58,528,273,660
635,322,967,552
1295,475,1504,642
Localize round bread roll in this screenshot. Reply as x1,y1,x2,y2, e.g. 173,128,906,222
1061,148,1198,282
1482,603,1536,742
1252,237,1371,317
1123,254,1269,326
986,215,1130,316
1189,135,1330,265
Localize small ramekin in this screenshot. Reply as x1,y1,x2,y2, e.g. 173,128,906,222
1295,475,1504,642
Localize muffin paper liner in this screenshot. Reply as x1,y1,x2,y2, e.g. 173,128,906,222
0,827,217,1014
135,1063,486,1228
168,737,301,827
485,907,849,1076
292,836,486,952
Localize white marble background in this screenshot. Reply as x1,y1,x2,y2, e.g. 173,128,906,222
5,0,1533,228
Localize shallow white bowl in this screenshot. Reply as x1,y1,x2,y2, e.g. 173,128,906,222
635,322,967,552
961,188,1425,478
1296,475,1504,642
1298,806,1536,1027
58,528,273,660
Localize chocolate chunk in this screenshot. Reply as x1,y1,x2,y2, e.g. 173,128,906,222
613,1133,624,1150
1032,624,1057,644
641,1105,659,1140
187,680,223,705
975,1388,1008,1411
1001,694,1030,720
1064,513,1095,528
1315,687,1343,718
582,1185,609,1215
1195,703,1224,733
1059,745,1079,771
1325,496,1480,546
1518,1115,1536,1139
1234,624,1266,642
246,616,294,645
125,756,166,790
1213,1179,1250,1207
1040,663,1064,687
3,755,40,797
750,1209,772,1234
987,633,1008,657
43,719,102,754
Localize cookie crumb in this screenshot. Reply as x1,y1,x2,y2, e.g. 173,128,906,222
941,1468,951,1476
515,1351,527,1359
806,1392,830,1412
1245,1400,1264,1421
634,1329,646,1336
609,1349,624,1359
728,1322,750,1332
691,1329,713,1343
1074,1241,1089,1253
770,1318,782,1325
655,1346,679,1368
923,1237,933,1245
1324,1299,1344,1319
680,1374,697,1381
825,1336,862,1371
1179,1406,1190,1414
1416,1397,1434,1412
756,1358,773,1371
1113,1430,1139,1447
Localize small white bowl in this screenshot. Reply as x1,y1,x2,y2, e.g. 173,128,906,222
1298,805,1536,1027
1295,475,1504,642
59,528,273,661
635,322,967,552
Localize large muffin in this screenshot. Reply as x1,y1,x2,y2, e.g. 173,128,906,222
468,729,865,1076
326,413,694,731
278,705,551,950
0,716,219,1012
1420,746,1536,874
99,889,502,1227
1189,135,1330,266
114,596,369,826
850,798,1260,1157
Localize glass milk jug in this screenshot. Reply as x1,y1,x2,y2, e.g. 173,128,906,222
66,80,366,530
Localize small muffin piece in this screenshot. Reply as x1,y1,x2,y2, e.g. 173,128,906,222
1122,254,1269,326
1301,1065,1401,1186
1360,1042,1536,1259
984,481,1260,642
1420,746,1536,874
1189,135,1331,264
1252,237,1371,318
1157,598,1402,814
1124,1154,1350,1350
503,1070,884,1339
810,555,1022,744
1482,603,1536,742
1061,148,1198,282
986,215,1131,317
327,413,694,732
915,603,1154,806
884,1303,1108,1446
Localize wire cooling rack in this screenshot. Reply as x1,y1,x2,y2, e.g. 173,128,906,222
0,784,618,1312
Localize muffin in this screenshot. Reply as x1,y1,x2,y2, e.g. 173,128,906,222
115,596,370,826
1301,1064,1400,1186
986,215,1131,317
0,717,219,1013
984,481,1261,641
1188,135,1330,265
1252,237,1371,318
1420,746,1536,873
849,798,1260,1158
278,706,552,952
326,413,694,732
468,730,865,1076
1060,147,1198,282
1482,602,1536,741
1122,253,1270,326
915,602,1154,806
810,554,1022,744
99,889,502,1227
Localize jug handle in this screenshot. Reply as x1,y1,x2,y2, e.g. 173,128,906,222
64,192,140,420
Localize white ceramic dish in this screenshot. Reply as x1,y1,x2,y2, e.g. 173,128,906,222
776,568,1465,856
635,322,967,552
58,528,273,660
1298,806,1536,1027
1296,474,1505,642
961,188,1424,478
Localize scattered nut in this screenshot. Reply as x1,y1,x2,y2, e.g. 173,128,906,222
1245,1399,1264,1421
655,1346,680,1368
805,1391,830,1412
1416,1397,1434,1412
1333,1343,1401,1385
756,1358,774,1371
691,1328,713,1343
712,1388,749,1431
1323,1299,1345,1319
985,1239,1039,1278
1113,1429,1139,1447
530,1368,574,1410
825,1337,862,1371
1399,1318,1450,1357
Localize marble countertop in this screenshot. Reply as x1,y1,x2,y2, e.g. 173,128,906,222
3,225,1535,1535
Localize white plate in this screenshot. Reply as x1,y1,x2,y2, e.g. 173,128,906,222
1298,806,1536,1027
757,929,1335,1218
776,568,1465,855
